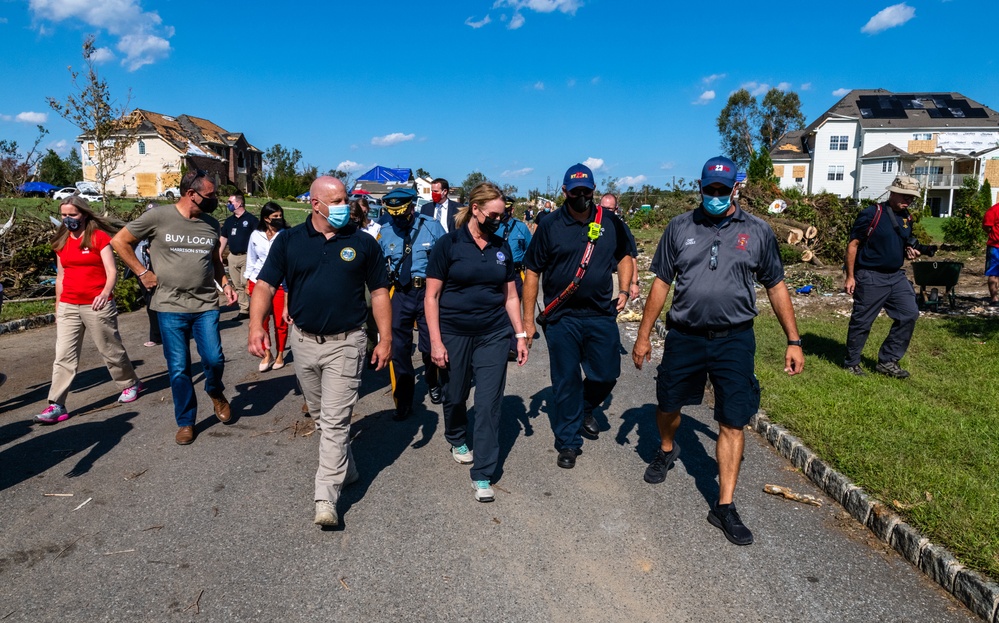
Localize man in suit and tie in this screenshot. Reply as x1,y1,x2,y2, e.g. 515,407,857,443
422,178,459,234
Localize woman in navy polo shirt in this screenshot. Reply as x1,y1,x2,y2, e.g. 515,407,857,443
425,182,529,502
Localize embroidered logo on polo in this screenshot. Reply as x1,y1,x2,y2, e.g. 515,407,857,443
684,238,696,246
340,247,357,261
496,250,506,265
736,233,750,251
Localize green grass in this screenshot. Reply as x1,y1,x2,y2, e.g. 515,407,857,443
753,309,999,578
920,216,945,243
0,300,55,322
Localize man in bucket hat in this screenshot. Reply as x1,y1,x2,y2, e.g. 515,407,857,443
843,175,924,378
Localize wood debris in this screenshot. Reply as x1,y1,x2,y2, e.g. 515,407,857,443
141,526,164,532
763,484,822,507
72,497,93,511
43,493,74,497
184,590,204,614
103,549,135,556
124,469,147,481
339,577,350,591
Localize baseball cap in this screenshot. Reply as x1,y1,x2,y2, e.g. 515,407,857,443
700,156,738,190
563,163,596,191
887,175,921,197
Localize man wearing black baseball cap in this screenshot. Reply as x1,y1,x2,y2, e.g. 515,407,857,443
632,155,804,545
523,163,635,469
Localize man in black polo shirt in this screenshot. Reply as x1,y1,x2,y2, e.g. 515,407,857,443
843,175,923,378
249,176,391,528
220,192,258,320
523,163,634,469
632,156,803,546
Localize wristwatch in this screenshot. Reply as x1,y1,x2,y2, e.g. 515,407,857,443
787,339,802,347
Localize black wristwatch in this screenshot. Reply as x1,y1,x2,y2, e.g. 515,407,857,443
787,339,802,347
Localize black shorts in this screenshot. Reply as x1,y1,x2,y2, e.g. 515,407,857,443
655,327,760,428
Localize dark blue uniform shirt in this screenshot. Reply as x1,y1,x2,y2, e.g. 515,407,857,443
850,203,911,273
524,205,632,322
222,212,259,254
257,218,389,335
426,226,515,336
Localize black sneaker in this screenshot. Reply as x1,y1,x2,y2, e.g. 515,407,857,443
581,413,599,440
844,364,866,376
643,443,681,484
428,385,443,405
875,360,910,379
707,503,754,546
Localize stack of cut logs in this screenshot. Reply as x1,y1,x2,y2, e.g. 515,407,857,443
770,217,823,266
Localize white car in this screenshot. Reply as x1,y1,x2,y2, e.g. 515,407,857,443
159,187,180,198
52,187,77,201
79,189,103,203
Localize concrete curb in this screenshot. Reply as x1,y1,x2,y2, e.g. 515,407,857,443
0,313,55,335
751,412,999,623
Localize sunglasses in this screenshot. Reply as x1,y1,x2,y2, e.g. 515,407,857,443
702,185,732,197
567,188,594,198
710,240,719,271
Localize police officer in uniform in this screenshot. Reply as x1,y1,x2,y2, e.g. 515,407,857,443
379,187,447,420
219,192,258,320
495,195,532,358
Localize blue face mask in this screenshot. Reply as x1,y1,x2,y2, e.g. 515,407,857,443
226,202,235,212
326,205,351,229
702,194,731,216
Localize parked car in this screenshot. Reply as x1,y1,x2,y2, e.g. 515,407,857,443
159,187,180,199
79,189,104,203
52,187,78,201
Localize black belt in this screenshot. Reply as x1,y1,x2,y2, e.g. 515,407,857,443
295,326,362,344
229,252,246,256
513,263,525,272
394,277,426,290
670,319,753,339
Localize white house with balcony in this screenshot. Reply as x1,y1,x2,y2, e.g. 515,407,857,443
770,90,999,216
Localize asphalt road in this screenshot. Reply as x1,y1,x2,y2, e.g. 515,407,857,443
0,307,978,622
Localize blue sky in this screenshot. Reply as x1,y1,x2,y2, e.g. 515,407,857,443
2,0,998,195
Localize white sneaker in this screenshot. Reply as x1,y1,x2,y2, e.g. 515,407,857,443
451,444,473,464
314,500,337,527
118,382,143,403
472,480,494,503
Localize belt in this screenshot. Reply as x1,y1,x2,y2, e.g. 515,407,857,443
295,325,362,344
229,252,246,256
513,262,525,272
670,319,753,339
394,276,426,290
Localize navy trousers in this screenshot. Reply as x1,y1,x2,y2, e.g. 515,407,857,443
391,285,438,415
845,268,919,367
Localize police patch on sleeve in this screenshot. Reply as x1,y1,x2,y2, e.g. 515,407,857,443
340,247,357,262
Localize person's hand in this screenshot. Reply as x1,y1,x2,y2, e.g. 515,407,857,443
139,271,157,289
615,292,628,312
632,336,652,370
248,322,270,357
906,246,921,260
524,319,536,348
223,284,238,305
430,340,448,368
844,276,856,295
516,338,529,366
785,345,804,376
629,282,640,301
371,339,391,371
92,291,111,311
283,309,293,325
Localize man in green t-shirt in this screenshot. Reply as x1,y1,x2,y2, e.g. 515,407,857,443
113,170,238,445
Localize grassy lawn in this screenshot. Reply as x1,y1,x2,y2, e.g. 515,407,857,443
920,216,945,243
753,308,999,578
1,299,55,322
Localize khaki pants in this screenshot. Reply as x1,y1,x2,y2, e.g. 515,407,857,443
226,253,249,313
291,325,366,504
49,301,139,406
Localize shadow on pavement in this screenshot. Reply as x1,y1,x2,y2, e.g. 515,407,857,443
494,394,531,483
0,411,139,491
230,373,300,421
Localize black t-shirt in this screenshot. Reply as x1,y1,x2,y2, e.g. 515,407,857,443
850,203,911,272
257,219,389,335
524,206,632,322
222,211,259,254
426,226,515,336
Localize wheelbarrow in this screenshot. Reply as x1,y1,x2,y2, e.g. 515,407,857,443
911,261,963,310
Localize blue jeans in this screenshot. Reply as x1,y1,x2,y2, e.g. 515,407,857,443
158,310,226,427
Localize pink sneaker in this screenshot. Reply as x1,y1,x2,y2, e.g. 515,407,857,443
34,404,70,424
118,382,143,404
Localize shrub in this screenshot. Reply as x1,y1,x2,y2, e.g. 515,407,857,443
778,243,800,266
942,177,988,249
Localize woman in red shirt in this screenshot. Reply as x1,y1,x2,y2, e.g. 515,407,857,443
35,195,142,424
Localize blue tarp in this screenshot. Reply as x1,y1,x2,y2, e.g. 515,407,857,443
356,166,411,183
18,181,57,194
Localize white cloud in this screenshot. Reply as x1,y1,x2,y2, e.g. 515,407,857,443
533,81,545,90
48,139,71,155
800,82,812,91
491,0,581,28
508,12,525,29
501,167,534,177
28,0,174,71
702,73,726,85
0,114,12,122
590,76,600,85
740,81,770,96
371,132,415,147
776,81,791,91
88,46,115,63
693,90,715,105
862,3,915,34
660,162,675,170
465,15,491,28
832,88,850,97
618,175,647,187
336,160,364,172
582,157,604,171
16,111,48,123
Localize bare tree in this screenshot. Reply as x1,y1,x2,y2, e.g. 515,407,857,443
47,35,140,211
0,125,48,196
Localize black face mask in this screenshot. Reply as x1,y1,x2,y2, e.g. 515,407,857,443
196,194,219,213
566,194,592,213
268,217,287,230
391,211,413,228
479,215,501,235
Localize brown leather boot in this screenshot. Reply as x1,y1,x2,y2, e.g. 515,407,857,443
209,392,231,423
176,425,195,445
